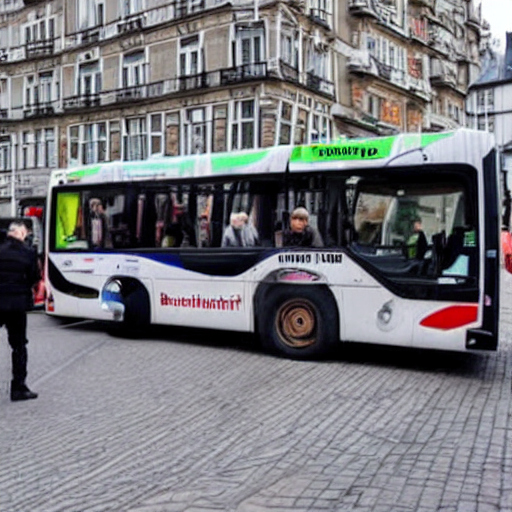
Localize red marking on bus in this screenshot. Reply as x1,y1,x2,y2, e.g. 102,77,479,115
419,305,478,330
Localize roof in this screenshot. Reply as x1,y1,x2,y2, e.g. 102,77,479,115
471,32,512,87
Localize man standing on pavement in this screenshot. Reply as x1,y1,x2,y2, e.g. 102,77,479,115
0,222,40,401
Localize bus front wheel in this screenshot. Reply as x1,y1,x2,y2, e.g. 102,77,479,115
259,286,338,359
107,280,150,338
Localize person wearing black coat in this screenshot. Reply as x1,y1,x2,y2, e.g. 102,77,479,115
0,222,40,401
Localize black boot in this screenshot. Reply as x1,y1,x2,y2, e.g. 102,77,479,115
11,381,38,401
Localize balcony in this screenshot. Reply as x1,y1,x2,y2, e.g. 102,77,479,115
118,14,146,35
306,72,334,98
430,59,457,88
63,94,101,110
220,62,267,85
23,104,55,118
81,26,102,45
61,60,337,113
348,0,379,19
279,60,300,83
408,0,434,8
25,39,54,58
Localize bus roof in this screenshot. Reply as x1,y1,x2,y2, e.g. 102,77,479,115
51,129,496,186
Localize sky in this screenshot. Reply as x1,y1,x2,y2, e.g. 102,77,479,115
480,0,512,51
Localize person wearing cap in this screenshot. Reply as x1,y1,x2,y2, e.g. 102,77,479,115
0,222,40,401
283,207,323,248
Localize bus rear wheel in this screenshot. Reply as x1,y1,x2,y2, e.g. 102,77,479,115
259,286,338,359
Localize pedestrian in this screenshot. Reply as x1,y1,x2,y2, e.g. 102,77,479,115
0,222,40,401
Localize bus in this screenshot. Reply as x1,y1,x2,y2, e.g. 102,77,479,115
45,129,509,359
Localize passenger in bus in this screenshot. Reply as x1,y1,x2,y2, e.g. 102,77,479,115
283,207,324,248
239,212,259,246
221,212,259,247
406,219,428,260
89,198,108,249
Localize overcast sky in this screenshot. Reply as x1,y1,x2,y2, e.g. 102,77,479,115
480,0,512,51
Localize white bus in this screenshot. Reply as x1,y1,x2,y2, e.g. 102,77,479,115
45,129,508,358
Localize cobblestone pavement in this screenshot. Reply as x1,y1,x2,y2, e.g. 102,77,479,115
1,272,511,512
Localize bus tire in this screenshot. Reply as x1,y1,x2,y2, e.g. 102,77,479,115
259,285,339,359
108,281,150,338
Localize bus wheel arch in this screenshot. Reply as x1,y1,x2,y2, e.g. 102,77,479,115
254,283,339,359
104,276,151,337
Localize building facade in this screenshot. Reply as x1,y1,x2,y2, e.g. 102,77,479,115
0,0,484,214
466,32,512,200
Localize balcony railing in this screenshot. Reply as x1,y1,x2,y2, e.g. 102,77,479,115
117,14,146,35
26,39,54,58
279,60,300,83
348,0,379,18
23,103,55,118
408,0,434,7
220,62,267,85
63,94,101,110
306,72,334,97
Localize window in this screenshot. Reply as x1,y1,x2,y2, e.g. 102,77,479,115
231,99,255,150
0,136,10,171
122,0,144,16
367,35,376,56
150,114,163,156
39,72,53,104
294,108,308,145
235,26,264,70
165,112,180,156
78,62,101,97
78,0,105,29
179,35,200,77
25,75,38,107
281,32,298,68
351,174,476,289
477,90,485,107
83,123,107,164
212,105,228,153
309,0,332,24
122,51,146,88
124,117,147,160
34,128,56,168
185,108,206,155
24,18,55,43
21,131,34,169
486,89,494,109
278,101,293,145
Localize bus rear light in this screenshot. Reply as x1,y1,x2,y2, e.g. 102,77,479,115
420,305,478,330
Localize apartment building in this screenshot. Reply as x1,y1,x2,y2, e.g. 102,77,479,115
467,32,512,196
0,0,484,214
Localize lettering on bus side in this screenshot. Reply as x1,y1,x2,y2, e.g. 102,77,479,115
278,253,342,264
316,146,379,159
160,293,242,311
